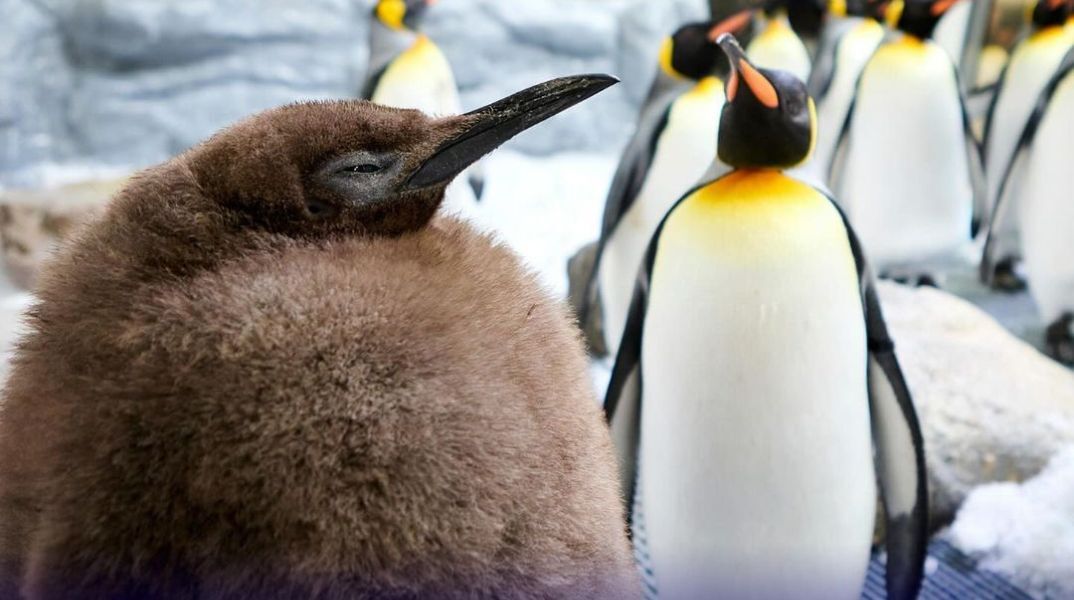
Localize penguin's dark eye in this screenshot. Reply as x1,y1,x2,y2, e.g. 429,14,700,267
339,163,382,175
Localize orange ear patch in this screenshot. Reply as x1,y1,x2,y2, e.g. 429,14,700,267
709,11,754,41
740,61,779,108
931,0,959,16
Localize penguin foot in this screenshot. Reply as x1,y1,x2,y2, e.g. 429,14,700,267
1045,313,1074,366
915,274,938,288
990,258,1027,293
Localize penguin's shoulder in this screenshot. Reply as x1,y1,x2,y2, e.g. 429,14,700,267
867,37,952,78
660,171,849,262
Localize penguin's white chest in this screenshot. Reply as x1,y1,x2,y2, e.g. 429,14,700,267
372,36,462,116
986,28,1074,207
599,80,725,355
839,39,972,269
639,173,876,600
804,19,884,181
1020,72,1074,322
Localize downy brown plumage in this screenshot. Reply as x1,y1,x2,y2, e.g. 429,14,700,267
0,76,638,599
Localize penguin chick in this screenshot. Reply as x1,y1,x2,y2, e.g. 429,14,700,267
0,76,638,599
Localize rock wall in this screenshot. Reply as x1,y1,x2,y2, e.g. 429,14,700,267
0,0,708,189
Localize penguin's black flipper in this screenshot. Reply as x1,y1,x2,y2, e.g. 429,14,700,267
825,194,928,600
807,18,853,101
862,281,929,600
604,276,647,525
954,65,987,237
982,48,1074,283
578,100,673,333
360,65,388,101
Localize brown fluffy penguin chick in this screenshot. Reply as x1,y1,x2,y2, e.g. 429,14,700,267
0,76,639,599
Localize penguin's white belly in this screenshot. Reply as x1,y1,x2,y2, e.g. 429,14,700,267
985,29,1074,237
806,20,884,182
934,0,972,67
598,88,723,355
639,174,875,600
1020,72,1074,323
371,38,462,117
840,41,972,269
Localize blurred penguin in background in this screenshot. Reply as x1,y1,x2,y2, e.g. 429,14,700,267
570,13,752,356
605,33,927,600
800,0,885,185
362,0,485,217
932,0,973,69
980,0,1074,291
833,0,984,284
0,75,641,599
747,0,815,83
983,37,1074,363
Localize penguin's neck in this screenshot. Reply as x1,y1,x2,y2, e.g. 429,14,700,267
1030,23,1070,42
686,76,723,99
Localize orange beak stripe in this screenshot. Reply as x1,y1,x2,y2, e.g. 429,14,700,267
709,10,754,41
1047,0,1064,9
739,61,779,108
931,0,959,16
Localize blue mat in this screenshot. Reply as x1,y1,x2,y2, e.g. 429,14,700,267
632,484,1031,599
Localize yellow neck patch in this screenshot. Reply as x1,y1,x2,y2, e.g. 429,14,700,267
830,0,848,18
377,0,407,30
687,76,723,98
885,0,905,29
658,37,688,80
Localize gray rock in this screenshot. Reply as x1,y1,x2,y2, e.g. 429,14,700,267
878,281,1074,527
2,0,716,187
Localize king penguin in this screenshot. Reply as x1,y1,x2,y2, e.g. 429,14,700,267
605,33,927,600
0,75,641,598
362,0,485,215
983,43,1074,363
980,0,1074,290
747,0,815,84
799,0,885,184
832,0,984,281
578,14,752,357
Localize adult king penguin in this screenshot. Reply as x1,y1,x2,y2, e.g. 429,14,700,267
747,0,815,84
0,76,641,599
605,34,927,600
980,0,1074,290
578,14,752,357
362,0,485,211
833,0,984,281
800,0,885,184
984,43,1074,363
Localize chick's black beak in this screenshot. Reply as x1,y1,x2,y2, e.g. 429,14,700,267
403,74,619,191
716,33,779,109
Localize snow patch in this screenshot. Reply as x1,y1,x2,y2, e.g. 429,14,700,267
947,446,1074,599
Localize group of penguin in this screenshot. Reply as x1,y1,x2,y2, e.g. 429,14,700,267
579,0,1074,367
0,0,1069,598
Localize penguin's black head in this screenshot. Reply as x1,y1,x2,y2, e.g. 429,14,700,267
186,75,617,239
829,0,885,19
880,0,959,39
660,13,753,81
1030,0,1071,29
715,34,815,169
374,0,435,31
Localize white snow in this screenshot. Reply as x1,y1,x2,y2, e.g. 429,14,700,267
947,445,1074,599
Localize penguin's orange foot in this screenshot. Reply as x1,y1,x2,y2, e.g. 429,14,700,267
1045,313,1074,366
989,257,1027,293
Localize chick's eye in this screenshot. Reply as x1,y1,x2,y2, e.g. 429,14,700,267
341,163,381,175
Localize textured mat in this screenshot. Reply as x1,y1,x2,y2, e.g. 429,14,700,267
632,484,1031,600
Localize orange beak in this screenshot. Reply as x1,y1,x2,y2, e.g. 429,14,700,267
708,10,755,42
930,0,960,16
716,33,779,109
